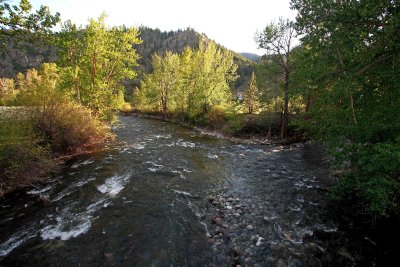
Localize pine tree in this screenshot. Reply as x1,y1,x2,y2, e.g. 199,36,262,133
243,71,259,114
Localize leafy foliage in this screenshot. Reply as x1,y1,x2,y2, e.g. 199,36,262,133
0,63,110,195
0,77,16,104
57,14,141,120
255,18,297,138
0,113,55,196
0,0,60,35
135,40,238,120
291,0,400,216
243,71,259,113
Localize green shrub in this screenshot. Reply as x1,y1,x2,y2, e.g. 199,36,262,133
0,114,55,196
332,141,400,216
224,113,246,134
0,63,111,195
204,106,225,130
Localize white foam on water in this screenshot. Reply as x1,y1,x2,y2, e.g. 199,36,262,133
172,189,193,197
0,230,36,257
132,143,145,150
315,223,338,233
263,215,278,221
146,161,164,168
206,153,219,159
146,161,164,172
290,204,302,212
176,139,196,148
71,159,94,169
152,134,172,139
294,181,305,188
171,170,185,179
53,177,96,202
199,221,212,238
301,228,314,237
96,173,131,196
297,196,305,203
27,185,53,195
41,220,91,241
40,199,109,241
119,147,129,153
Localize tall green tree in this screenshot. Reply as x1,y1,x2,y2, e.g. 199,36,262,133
243,71,259,114
58,13,141,119
139,51,180,119
256,18,296,139
177,47,194,115
135,41,238,119
190,39,238,115
291,0,400,216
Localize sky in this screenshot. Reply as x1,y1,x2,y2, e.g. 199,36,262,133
28,0,297,55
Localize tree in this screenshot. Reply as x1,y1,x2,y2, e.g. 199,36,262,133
255,18,296,139
190,39,237,115
0,0,60,38
176,47,194,115
58,13,142,120
291,0,400,216
134,41,238,119
243,71,259,114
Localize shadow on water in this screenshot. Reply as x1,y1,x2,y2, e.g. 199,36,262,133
0,116,395,266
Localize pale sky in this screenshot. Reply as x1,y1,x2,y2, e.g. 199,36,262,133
28,0,297,55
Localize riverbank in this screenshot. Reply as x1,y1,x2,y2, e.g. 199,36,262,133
124,111,303,145
0,105,111,197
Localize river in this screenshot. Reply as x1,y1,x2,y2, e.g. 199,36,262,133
0,116,385,266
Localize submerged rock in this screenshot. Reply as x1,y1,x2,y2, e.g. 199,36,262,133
256,237,264,247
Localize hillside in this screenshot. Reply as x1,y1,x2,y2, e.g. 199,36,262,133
0,27,255,97
133,27,255,93
240,52,261,62
0,35,57,78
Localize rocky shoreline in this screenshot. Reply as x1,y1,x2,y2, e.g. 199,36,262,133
197,144,361,267
125,112,283,145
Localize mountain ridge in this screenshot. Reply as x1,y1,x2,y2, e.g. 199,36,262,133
0,27,255,93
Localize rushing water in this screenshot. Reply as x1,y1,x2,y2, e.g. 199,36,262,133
0,116,383,266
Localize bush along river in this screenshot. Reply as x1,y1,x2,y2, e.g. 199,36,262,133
0,116,389,266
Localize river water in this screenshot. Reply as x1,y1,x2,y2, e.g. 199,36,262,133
0,116,381,266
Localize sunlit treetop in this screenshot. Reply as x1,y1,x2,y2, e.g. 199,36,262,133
0,0,60,35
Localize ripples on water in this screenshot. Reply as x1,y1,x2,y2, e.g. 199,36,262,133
0,116,370,265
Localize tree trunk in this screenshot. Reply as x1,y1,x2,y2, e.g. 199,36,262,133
75,75,81,105
204,100,208,114
161,95,167,120
305,92,311,112
281,74,289,139
350,94,357,125
90,50,97,110
267,124,272,139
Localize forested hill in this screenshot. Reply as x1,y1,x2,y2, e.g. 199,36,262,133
132,27,255,92
135,27,201,73
240,53,261,62
0,35,57,78
0,27,255,92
